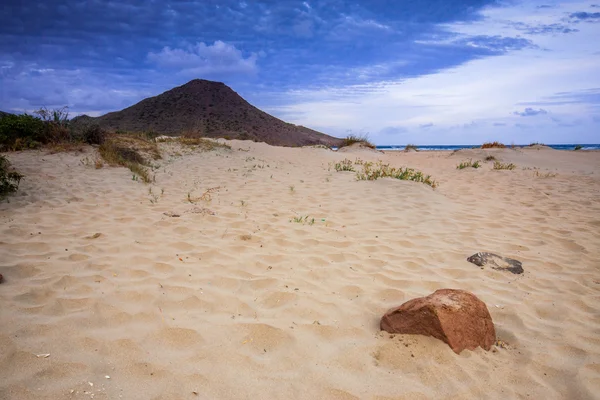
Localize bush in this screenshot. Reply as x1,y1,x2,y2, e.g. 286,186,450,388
484,155,496,161
481,142,506,149
0,155,24,198
0,113,45,151
574,145,583,151
404,144,418,151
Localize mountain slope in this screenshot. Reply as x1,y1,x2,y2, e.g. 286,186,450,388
91,79,342,147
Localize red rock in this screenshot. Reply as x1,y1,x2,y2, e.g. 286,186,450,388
380,289,495,354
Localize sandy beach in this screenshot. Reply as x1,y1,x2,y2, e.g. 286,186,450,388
1,142,599,399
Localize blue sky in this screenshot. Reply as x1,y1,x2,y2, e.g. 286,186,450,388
1,0,599,144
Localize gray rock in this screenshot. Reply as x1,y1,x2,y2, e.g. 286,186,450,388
467,252,524,274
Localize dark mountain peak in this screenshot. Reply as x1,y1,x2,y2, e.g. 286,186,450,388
90,80,342,147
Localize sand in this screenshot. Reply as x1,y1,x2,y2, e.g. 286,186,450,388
1,142,599,399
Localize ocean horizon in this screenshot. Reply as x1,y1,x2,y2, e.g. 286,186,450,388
375,144,600,151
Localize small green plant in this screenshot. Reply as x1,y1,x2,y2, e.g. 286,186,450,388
291,215,315,225
289,185,295,193
240,200,246,207
0,155,23,198
333,159,355,172
484,155,496,162
574,145,583,151
493,161,516,170
404,144,418,151
529,142,545,146
456,159,481,169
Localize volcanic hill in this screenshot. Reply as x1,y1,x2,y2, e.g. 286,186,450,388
86,79,342,147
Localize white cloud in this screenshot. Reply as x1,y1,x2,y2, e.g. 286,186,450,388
267,1,600,144
147,41,258,76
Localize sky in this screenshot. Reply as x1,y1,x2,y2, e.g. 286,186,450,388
1,1,599,144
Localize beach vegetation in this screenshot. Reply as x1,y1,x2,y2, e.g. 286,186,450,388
333,159,355,172
574,145,583,151
291,215,315,225
0,155,23,198
99,135,155,183
339,133,376,149
484,155,496,162
0,108,108,152
533,170,557,178
493,161,516,170
481,141,506,149
355,160,437,188
404,144,418,151
456,159,481,169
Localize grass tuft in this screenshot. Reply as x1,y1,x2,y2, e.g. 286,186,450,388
339,134,376,149
99,135,155,183
484,155,497,162
456,159,481,169
574,145,583,151
493,161,516,170
404,144,418,151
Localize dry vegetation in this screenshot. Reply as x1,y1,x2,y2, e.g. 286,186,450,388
481,142,506,149
0,155,23,199
493,161,516,170
338,134,376,149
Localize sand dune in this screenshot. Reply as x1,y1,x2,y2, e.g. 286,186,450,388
1,142,599,399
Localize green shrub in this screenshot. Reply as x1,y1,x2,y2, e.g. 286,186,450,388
574,145,583,151
484,155,496,161
0,113,45,151
0,155,23,198
404,144,418,151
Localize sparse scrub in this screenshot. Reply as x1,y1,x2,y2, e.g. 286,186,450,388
456,159,481,169
533,171,557,178
333,159,355,172
574,145,583,151
484,155,497,162
289,185,295,193
339,134,376,149
99,136,154,183
481,142,506,149
493,161,516,170
528,142,545,146
354,160,437,188
404,144,418,151
0,155,23,198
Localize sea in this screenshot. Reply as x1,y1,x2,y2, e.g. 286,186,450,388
375,144,600,151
